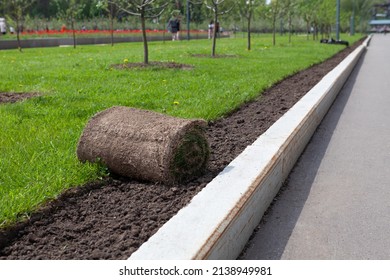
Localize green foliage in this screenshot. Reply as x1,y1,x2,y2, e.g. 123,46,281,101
0,0,378,36
189,1,206,24
0,34,363,227
56,0,85,21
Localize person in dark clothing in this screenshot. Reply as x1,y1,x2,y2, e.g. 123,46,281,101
168,16,180,41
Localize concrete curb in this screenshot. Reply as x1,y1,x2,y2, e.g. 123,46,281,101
129,36,372,260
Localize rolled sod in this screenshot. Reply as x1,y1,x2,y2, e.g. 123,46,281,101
77,106,210,184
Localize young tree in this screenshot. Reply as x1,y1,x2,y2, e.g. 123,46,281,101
279,0,298,43
268,0,280,46
297,0,318,40
4,0,35,52
184,0,204,40
96,0,120,46
317,0,334,38
55,0,85,48
237,0,263,51
204,0,235,57
115,0,168,64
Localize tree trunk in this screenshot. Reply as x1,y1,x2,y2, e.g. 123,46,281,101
110,4,114,46
306,20,310,41
272,14,276,46
71,17,76,49
141,13,149,64
247,13,252,51
16,19,22,52
312,23,318,41
110,15,114,46
110,22,114,46
211,12,218,57
288,15,292,43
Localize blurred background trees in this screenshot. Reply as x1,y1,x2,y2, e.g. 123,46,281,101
0,0,380,36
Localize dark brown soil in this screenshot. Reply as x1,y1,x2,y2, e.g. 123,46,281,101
0,40,363,259
0,92,39,104
191,54,239,58
112,61,194,70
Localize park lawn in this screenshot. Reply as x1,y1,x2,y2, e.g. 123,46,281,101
0,34,362,227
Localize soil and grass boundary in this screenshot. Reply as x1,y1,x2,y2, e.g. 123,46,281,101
0,37,365,259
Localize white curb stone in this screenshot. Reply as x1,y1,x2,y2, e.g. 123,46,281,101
129,36,371,260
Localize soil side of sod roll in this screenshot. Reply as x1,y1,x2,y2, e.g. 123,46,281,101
0,39,364,259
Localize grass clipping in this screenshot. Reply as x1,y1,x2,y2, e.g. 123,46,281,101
77,106,210,184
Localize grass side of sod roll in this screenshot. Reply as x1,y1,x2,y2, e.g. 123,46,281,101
0,34,362,227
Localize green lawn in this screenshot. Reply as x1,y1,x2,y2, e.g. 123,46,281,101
0,34,362,227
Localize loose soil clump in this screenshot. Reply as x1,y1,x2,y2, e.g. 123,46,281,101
0,40,363,259
112,61,194,70
191,54,239,58
0,92,39,104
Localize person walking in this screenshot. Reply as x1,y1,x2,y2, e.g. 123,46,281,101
208,20,214,39
168,12,180,41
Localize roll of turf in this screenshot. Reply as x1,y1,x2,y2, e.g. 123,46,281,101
77,106,209,184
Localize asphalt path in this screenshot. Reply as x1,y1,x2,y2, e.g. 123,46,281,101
240,34,390,260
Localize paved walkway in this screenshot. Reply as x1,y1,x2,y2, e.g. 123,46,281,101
240,35,390,260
